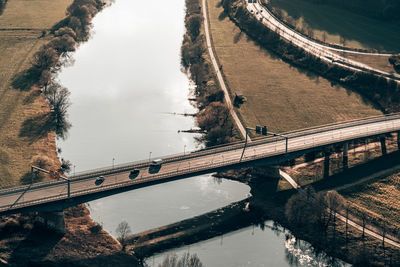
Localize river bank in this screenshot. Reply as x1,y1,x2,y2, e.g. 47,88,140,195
0,0,142,265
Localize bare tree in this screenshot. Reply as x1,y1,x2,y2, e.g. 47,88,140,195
159,253,203,267
31,47,59,72
116,220,131,250
54,27,77,41
38,70,52,94
45,82,72,139
344,202,351,248
322,32,327,43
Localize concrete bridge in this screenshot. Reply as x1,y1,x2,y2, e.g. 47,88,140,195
1,113,400,230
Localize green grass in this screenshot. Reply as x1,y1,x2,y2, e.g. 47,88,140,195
268,0,400,52
206,0,381,134
0,0,71,188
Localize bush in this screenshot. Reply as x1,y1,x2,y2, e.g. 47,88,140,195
89,223,102,233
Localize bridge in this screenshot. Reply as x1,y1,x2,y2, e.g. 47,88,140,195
1,113,400,217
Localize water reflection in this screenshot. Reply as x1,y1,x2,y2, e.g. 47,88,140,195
150,221,350,267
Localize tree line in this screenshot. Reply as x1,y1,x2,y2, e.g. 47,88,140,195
181,0,236,147
12,0,105,142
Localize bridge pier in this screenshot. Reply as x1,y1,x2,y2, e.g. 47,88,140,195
323,150,331,178
250,166,280,194
380,135,387,155
343,142,349,170
35,210,66,234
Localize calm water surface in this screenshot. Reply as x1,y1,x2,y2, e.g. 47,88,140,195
58,0,348,266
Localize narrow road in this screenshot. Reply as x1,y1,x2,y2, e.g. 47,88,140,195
248,1,400,82
202,0,249,141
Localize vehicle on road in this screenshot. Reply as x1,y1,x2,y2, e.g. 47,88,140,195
95,176,105,186
150,159,163,166
129,169,140,179
149,159,163,174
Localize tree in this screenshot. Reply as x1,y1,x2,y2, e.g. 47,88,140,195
38,70,52,94
187,14,202,41
59,158,72,174
116,220,131,250
47,35,76,55
159,253,203,267
45,82,72,139
54,27,77,41
322,32,327,43
31,47,59,72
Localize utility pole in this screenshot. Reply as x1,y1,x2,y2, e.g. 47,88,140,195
31,166,71,198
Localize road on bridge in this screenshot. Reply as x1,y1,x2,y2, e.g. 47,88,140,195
1,114,400,214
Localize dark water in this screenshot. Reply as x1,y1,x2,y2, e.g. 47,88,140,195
269,0,400,52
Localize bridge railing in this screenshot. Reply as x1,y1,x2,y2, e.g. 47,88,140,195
1,113,399,199
1,115,400,213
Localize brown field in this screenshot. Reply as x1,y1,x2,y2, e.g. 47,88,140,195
206,0,381,134
343,172,400,237
0,0,71,29
0,0,71,188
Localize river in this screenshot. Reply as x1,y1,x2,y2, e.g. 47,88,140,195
58,0,348,266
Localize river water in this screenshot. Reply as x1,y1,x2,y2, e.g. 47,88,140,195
58,0,348,266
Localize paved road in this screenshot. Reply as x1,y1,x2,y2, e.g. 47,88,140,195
1,114,400,214
202,0,249,140
247,1,400,81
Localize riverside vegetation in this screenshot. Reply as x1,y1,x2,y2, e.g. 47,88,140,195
181,0,238,147
0,0,142,265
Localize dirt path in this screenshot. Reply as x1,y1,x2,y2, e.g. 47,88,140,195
202,0,249,141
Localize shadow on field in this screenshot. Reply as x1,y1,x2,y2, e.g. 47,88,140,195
218,10,228,21
20,171,44,185
8,228,64,266
23,89,42,105
233,31,244,43
11,68,40,91
19,113,53,143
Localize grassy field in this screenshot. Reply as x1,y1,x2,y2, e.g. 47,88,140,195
267,0,400,53
342,172,400,237
206,0,381,134
0,0,72,188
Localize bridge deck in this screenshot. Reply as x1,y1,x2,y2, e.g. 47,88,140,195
1,114,399,215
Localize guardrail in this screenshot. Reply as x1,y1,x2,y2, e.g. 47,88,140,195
1,113,399,197
1,114,400,213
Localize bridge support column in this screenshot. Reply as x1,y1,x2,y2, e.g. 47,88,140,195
250,166,280,194
323,151,331,178
343,143,348,170
397,132,400,150
380,135,387,155
35,210,65,234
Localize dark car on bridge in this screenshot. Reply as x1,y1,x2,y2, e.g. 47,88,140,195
95,176,105,186
129,169,140,179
